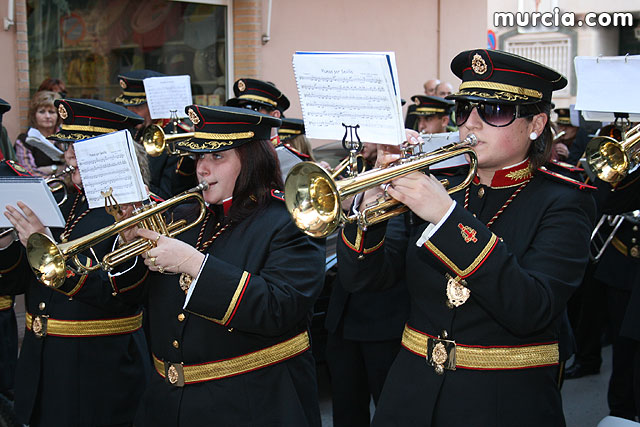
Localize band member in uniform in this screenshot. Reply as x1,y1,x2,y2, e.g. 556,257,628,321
408,95,454,134
115,69,197,198
336,49,596,426
109,105,326,426
226,78,308,179
0,98,151,427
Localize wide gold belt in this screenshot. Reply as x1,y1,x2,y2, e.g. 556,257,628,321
153,331,310,387
402,325,559,374
26,311,142,338
0,295,12,311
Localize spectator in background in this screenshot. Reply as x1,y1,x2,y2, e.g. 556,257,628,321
38,77,67,98
0,98,15,161
14,91,64,177
435,82,454,98
423,79,440,96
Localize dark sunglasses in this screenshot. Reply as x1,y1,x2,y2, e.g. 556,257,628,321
455,101,536,128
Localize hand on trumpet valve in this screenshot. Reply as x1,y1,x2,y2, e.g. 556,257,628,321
3,201,52,248
138,228,205,277
384,173,454,224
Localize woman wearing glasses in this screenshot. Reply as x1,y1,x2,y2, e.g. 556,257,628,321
337,49,596,426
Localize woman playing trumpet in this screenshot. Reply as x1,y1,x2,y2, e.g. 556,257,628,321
0,98,151,427
336,49,596,426
112,106,326,426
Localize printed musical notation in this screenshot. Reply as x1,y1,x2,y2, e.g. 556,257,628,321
73,130,147,209
293,52,405,145
144,75,193,120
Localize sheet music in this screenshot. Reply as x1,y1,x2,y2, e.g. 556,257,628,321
0,177,65,227
419,132,469,170
574,55,640,122
143,75,193,120
73,130,147,209
293,52,405,145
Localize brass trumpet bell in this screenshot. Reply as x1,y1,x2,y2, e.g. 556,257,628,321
27,182,208,288
586,124,640,183
142,124,195,157
285,134,478,238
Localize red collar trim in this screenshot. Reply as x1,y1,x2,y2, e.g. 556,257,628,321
473,159,533,188
270,135,281,147
222,197,233,216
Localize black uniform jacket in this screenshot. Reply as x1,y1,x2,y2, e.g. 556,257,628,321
337,164,596,426
111,192,326,427
0,189,149,427
0,160,30,394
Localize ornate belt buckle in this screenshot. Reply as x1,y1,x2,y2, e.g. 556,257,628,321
163,361,185,387
32,315,49,338
426,335,456,375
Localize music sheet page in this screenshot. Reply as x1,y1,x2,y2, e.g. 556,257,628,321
0,177,65,227
293,52,405,145
143,75,193,120
73,130,147,209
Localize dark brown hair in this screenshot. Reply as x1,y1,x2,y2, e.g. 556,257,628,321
228,139,284,223
524,101,553,171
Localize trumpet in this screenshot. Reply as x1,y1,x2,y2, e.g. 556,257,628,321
26,181,209,288
284,134,478,238
585,123,640,183
142,124,195,157
331,154,367,179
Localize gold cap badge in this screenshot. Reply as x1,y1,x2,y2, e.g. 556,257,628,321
472,53,487,75
58,104,68,120
119,79,127,89
237,80,246,92
187,108,200,125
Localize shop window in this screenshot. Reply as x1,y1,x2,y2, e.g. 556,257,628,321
504,37,572,98
27,0,229,106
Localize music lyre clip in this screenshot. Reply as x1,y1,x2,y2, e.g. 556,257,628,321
341,123,362,178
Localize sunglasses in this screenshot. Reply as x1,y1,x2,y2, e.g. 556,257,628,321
455,101,536,128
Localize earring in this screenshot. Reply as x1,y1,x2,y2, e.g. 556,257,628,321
529,132,538,140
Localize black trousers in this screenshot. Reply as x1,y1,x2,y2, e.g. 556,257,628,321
326,331,401,427
606,286,638,420
567,261,606,369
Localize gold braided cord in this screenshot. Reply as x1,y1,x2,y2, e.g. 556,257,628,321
114,94,147,105
26,312,142,337
154,331,310,382
556,118,571,125
177,140,234,151
193,131,255,140
424,233,498,278
414,107,446,113
459,81,542,99
0,296,12,310
216,271,251,325
61,124,118,133
278,129,302,135
121,91,146,96
402,326,559,369
238,94,278,107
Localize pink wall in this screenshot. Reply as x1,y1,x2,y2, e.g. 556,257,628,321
259,0,487,137
0,0,21,142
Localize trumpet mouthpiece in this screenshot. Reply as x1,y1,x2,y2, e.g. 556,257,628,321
198,181,210,191
464,133,478,146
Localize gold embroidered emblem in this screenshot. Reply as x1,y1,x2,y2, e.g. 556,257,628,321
432,342,448,375
505,166,533,181
119,79,127,89
472,53,487,75
187,108,200,125
457,223,478,243
11,162,27,173
415,97,421,105
237,80,246,92
179,273,193,294
58,104,68,120
167,365,179,384
446,274,471,308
